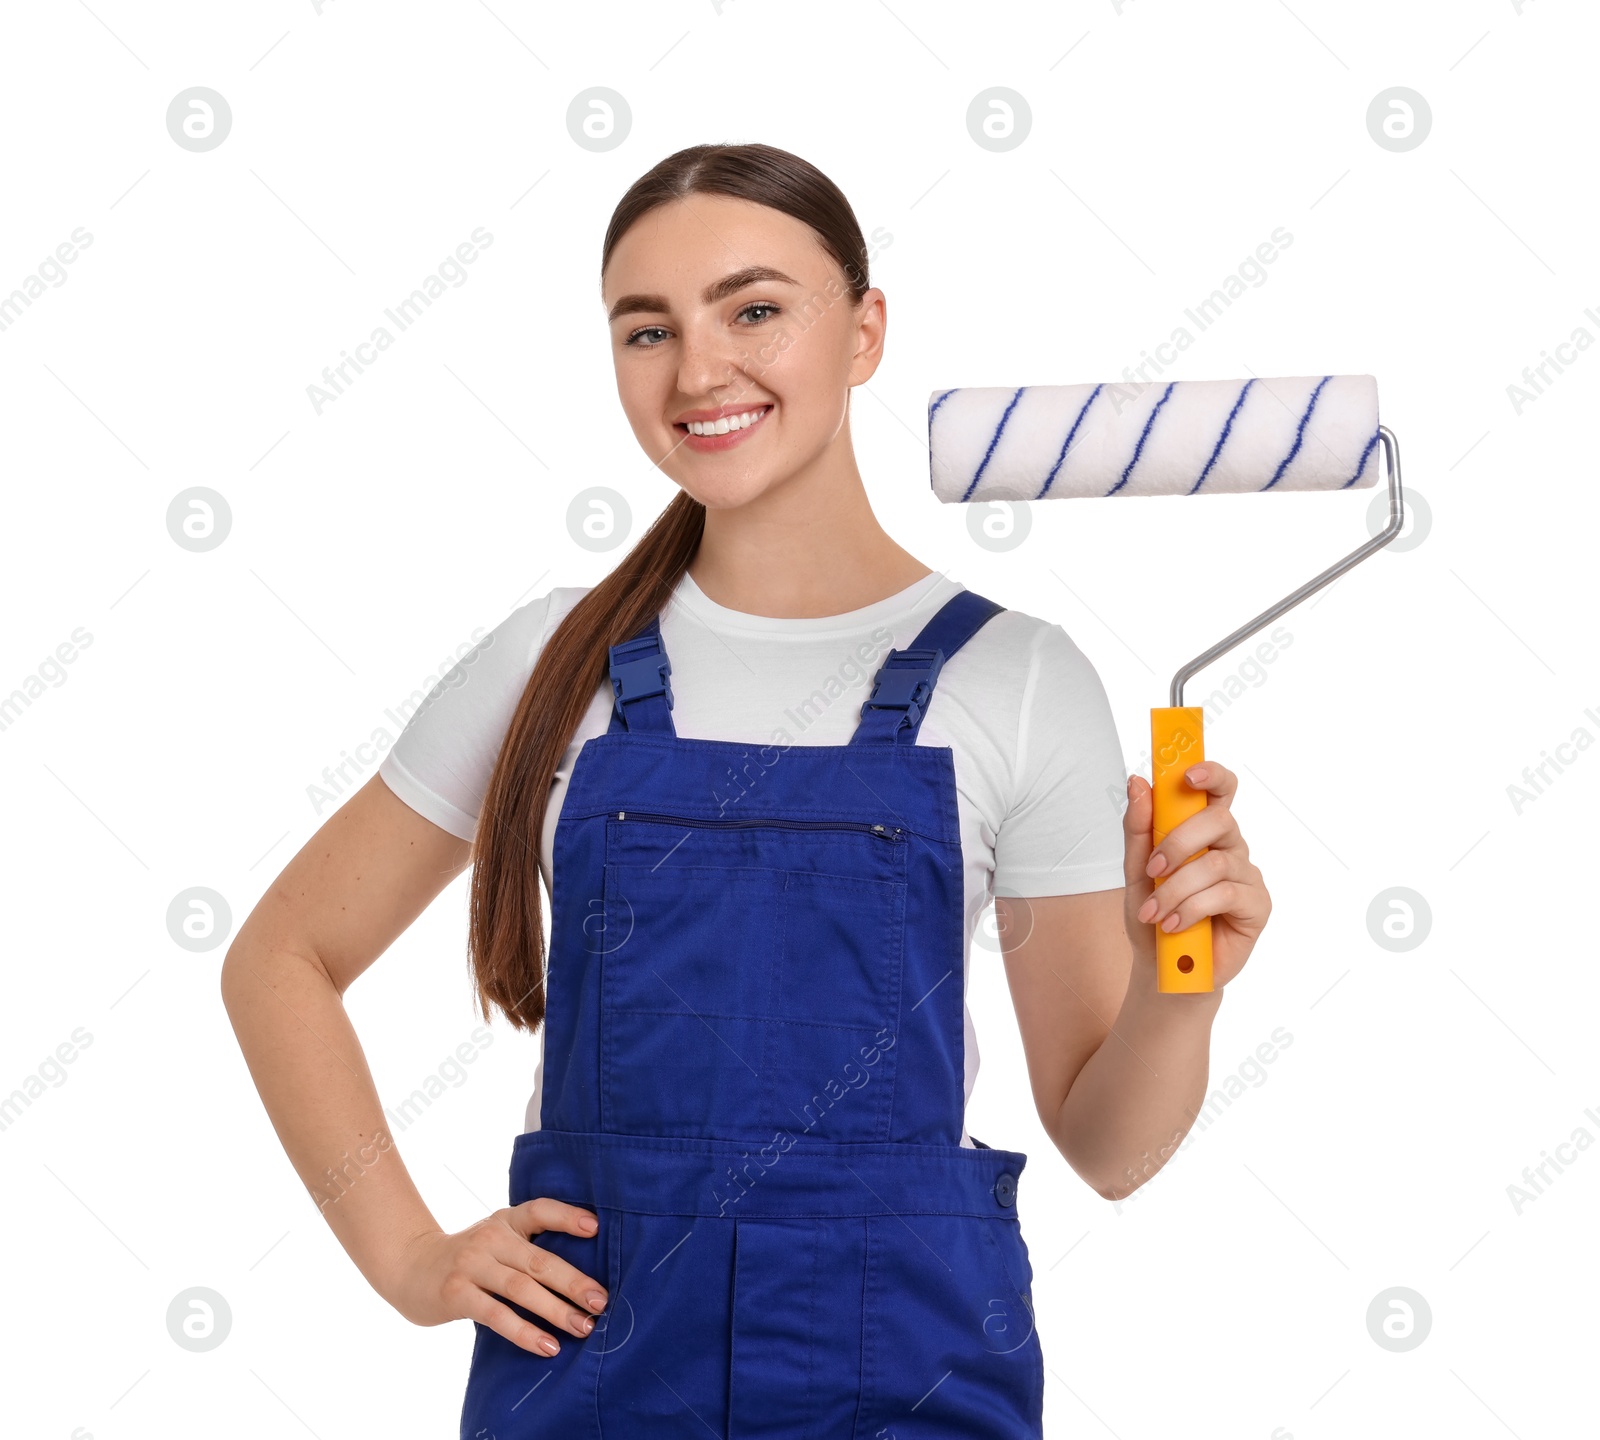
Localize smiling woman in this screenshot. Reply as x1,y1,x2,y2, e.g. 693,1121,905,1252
221,141,1271,1440
593,182,893,519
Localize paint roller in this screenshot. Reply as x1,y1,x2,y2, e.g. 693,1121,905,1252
928,374,1406,993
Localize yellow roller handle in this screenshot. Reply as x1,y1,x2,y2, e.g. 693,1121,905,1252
1150,707,1214,993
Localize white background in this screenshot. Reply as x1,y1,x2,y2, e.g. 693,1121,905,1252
2,1,1592,1436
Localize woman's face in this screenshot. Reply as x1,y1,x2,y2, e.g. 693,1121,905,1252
602,194,884,510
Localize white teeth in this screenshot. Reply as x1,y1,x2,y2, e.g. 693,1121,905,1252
686,406,768,436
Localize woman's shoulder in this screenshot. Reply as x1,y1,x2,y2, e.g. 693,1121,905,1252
374,584,596,839
478,584,593,669
947,585,1101,686
392,582,598,747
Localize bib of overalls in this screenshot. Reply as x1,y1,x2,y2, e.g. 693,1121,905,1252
460,587,1045,1439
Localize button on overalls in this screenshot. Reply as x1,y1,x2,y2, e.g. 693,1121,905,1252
460,588,1045,1439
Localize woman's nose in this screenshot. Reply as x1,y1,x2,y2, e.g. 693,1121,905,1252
674,319,749,403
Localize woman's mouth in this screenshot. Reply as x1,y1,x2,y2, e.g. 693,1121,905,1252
675,404,773,452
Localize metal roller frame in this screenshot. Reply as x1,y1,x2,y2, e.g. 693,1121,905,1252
1170,425,1405,706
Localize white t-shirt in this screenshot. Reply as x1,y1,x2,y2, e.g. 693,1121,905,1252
378,569,1128,1146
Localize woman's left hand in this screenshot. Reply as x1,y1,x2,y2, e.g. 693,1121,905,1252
1122,761,1271,988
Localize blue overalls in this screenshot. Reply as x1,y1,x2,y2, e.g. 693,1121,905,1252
460,588,1045,1439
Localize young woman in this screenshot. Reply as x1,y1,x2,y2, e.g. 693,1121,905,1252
222,142,1271,1438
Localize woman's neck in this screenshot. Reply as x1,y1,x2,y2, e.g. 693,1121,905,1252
684,417,935,620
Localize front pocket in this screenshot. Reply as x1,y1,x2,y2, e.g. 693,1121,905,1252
858,1215,1044,1438
757,869,905,1143
600,814,907,1140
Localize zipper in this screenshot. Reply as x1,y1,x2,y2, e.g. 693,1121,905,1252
613,809,904,842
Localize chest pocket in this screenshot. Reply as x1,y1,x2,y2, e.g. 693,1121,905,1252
599,812,908,1143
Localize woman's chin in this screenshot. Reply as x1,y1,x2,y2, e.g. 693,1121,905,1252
669,471,790,511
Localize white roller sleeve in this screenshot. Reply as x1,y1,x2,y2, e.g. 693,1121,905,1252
928,374,1380,502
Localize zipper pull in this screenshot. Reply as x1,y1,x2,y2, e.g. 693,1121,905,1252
617,811,626,820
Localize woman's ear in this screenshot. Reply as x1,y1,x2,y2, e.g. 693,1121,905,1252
847,287,888,386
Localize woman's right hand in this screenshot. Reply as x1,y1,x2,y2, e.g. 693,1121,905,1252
383,1199,609,1356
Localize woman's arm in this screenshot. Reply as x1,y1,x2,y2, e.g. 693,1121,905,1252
220,773,607,1356
996,762,1270,1200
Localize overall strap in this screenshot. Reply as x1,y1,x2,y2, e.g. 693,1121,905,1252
850,588,1005,745
605,614,677,735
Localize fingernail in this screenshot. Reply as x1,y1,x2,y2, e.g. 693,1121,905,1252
1186,766,1206,783
1146,854,1168,877
1137,897,1157,923
586,1291,607,1312
578,1315,595,1334
1163,912,1183,932
581,1216,598,1232
541,1337,560,1355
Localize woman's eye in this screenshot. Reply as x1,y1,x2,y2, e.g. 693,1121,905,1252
623,303,778,347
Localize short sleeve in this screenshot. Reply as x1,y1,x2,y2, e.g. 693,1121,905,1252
991,623,1128,898
376,594,556,841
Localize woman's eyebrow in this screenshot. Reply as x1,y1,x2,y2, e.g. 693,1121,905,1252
605,264,799,322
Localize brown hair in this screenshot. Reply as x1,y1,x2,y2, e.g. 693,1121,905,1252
468,143,874,1031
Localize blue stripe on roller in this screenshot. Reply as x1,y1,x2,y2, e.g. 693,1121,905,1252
960,386,1028,502
1262,374,1332,490
1189,378,1256,494
1105,381,1176,496
928,389,958,494
1036,383,1104,499
1342,428,1380,488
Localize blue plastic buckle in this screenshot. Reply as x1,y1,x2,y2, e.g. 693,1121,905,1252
860,646,944,730
608,645,673,718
